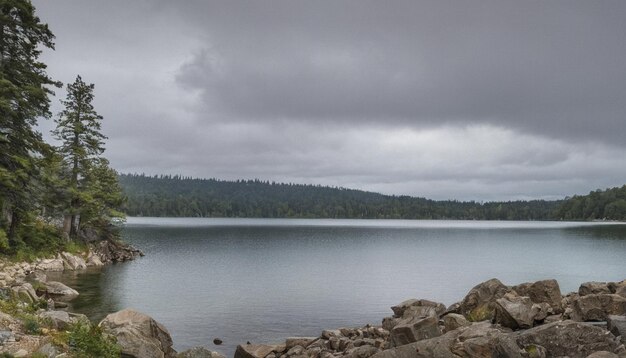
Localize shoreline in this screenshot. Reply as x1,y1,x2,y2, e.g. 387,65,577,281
1,245,625,357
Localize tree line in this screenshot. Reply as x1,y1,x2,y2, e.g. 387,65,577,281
0,1,123,255
119,174,562,220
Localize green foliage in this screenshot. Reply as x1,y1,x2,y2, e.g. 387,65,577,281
0,228,8,251
21,314,40,334
554,185,626,221
119,174,561,220
68,323,121,358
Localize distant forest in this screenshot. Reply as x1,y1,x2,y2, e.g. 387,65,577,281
119,174,563,220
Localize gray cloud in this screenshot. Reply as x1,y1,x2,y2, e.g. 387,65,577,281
32,0,626,201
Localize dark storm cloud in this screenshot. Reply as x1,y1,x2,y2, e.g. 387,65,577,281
172,0,626,144
31,0,626,200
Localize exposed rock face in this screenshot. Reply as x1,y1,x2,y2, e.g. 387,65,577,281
11,283,38,303
456,278,511,321
512,279,563,314
90,239,144,263
99,308,176,358
570,294,626,321
516,320,625,357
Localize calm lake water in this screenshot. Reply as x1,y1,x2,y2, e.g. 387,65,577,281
49,218,626,356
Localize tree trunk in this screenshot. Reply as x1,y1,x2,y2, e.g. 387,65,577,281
8,210,20,248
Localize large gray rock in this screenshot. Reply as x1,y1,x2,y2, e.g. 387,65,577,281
390,316,440,347
35,258,64,272
44,281,79,300
442,313,470,333
99,308,176,358
580,282,613,296
61,252,87,270
285,337,317,350
495,293,536,329
608,315,626,344
234,344,285,358
516,320,624,357
177,347,225,358
512,279,563,314
456,278,511,321
571,294,626,321
587,352,620,358
38,310,72,330
391,299,445,319
11,283,38,303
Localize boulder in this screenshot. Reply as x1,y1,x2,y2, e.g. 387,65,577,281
234,344,285,358
35,258,64,272
442,313,470,333
86,253,104,267
456,278,511,321
61,252,87,270
571,294,626,321
99,308,176,358
580,282,612,296
512,279,563,314
38,310,72,330
608,315,626,344
44,281,79,300
494,293,536,329
390,316,440,347
11,283,38,303
391,299,446,319
516,320,624,357
177,347,225,358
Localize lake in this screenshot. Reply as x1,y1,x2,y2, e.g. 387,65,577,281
49,218,626,356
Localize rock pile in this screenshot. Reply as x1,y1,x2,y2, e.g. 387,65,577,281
236,277,626,358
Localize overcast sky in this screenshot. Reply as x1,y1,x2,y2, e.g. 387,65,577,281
32,0,626,201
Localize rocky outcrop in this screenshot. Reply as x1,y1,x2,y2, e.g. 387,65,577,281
570,294,626,321
89,239,144,263
516,320,624,357
99,308,176,358
512,279,563,314
455,278,511,321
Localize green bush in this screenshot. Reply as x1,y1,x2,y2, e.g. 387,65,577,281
0,229,9,252
21,314,40,334
68,323,121,358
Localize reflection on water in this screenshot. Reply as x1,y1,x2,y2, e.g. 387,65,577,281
52,219,626,357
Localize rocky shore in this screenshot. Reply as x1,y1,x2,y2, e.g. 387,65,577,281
233,278,626,358
2,246,626,358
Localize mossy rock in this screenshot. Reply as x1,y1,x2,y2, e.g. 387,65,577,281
466,304,493,322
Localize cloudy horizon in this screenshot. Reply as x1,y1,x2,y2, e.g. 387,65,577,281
33,0,626,201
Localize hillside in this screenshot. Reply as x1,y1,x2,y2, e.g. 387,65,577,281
554,185,626,221
118,174,560,220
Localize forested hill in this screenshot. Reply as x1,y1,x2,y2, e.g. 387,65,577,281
554,185,626,221
119,174,560,220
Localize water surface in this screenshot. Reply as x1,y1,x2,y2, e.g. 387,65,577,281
51,218,626,356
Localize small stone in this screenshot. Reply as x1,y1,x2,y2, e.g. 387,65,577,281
213,338,223,345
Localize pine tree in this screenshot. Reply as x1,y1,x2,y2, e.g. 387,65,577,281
0,0,59,246
53,75,107,239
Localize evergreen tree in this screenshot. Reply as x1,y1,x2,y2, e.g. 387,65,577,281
0,0,59,246
53,75,107,239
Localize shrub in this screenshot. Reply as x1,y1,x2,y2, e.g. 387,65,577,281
68,323,121,358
